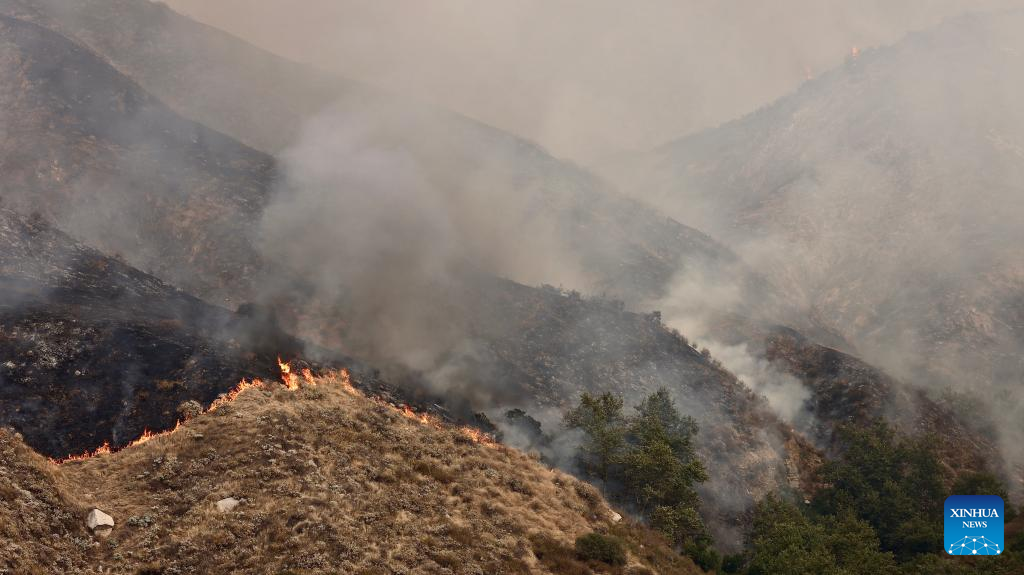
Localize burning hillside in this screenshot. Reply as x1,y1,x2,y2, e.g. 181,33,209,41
3,1,1020,572
0,208,302,459
0,5,808,540
0,369,701,574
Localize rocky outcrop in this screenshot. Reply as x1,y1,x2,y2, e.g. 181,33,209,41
215,497,240,513
86,509,113,537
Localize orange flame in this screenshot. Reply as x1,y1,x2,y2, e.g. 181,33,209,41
459,426,498,447
209,378,265,413
400,404,438,426
851,45,859,59
54,377,267,464
313,368,358,395
50,358,500,466
334,368,358,395
128,428,159,448
278,357,300,391
124,420,185,450
54,441,111,464
396,403,498,448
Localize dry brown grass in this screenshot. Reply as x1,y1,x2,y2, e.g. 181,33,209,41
0,375,701,574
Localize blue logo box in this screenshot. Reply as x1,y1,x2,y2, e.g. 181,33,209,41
945,495,1004,556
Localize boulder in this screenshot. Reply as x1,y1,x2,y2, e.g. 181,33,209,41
86,508,114,537
216,497,240,513
609,510,622,523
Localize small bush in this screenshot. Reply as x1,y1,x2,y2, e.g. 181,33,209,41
573,480,602,506
446,524,475,546
575,532,627,565
532,535,591,575
413,461,455,483
683,541,720,571
721,553,747,573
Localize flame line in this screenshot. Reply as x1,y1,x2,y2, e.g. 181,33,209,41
49,359,499,463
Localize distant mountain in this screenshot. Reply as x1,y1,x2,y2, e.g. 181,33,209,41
616,11,1024,469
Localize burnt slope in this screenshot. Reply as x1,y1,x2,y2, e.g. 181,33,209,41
0,209,298,459
0,13,272,303
706,316,998,475
466,277,792,530
0,0,781,310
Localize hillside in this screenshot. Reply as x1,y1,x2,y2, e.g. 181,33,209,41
616,10,1024,473
0,6,810,539
0,0,1009,549
0,13,272,303
0,372,701,575
703,317,998,478
0,208,301,459
0,0,781,310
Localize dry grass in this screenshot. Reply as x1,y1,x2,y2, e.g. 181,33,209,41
0,375,699,574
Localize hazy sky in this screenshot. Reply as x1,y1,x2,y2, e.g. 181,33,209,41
166,0,1023,164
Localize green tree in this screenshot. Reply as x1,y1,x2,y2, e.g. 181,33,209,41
622,389,708,543
951,471,1017,522
748,496,838,575
747,496,897,575
564,389,710,548
821,511,898,574
812,421,945,559
630,389,701,462
564,392,627,481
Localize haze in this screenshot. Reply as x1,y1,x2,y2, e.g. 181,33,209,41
166,0,1020,163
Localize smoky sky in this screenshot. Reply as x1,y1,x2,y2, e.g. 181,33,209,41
167,0,1021,163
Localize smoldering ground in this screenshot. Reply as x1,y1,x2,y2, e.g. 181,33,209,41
255,97,594,402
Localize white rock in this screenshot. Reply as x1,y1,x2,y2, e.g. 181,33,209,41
86,509,114,536
216,497,240,513
609,511,622,523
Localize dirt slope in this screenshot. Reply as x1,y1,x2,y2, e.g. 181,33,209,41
0,372,701,575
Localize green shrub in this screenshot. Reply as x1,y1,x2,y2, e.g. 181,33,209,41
683,541,721,571
721,553,747,573
574,532,627,565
